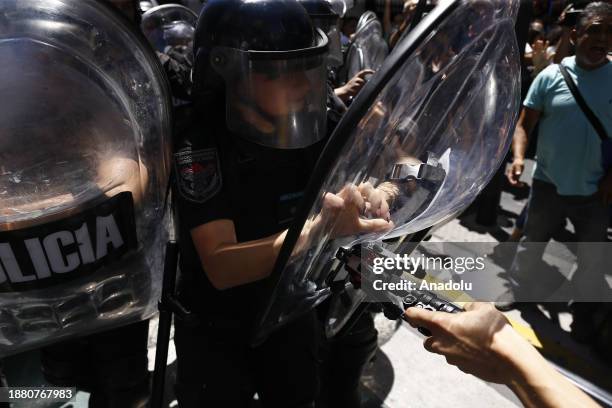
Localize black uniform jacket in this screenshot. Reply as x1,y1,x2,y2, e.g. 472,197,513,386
173,110,327,327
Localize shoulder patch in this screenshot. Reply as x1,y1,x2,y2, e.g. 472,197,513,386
174,147,222,203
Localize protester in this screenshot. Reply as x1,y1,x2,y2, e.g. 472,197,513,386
503,3,611,344
172,0,391,406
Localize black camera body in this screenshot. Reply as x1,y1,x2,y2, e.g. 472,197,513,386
562,9,583,27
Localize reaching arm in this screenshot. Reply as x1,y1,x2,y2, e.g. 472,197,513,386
191,219,286,290
553,27,572,64
404,303,600,408
506,107,541,186
191,186,392,290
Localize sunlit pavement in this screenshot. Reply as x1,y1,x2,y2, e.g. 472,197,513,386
360,319,522,408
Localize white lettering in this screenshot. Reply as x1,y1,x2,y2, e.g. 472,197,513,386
75,223,96,264
0,247,7,284
96,215,124,259
419,280,473,292
372,258,384,274
410,256,422,273
43,231,80,273
24,238,51,279
0,243,34,282
369,279,417,292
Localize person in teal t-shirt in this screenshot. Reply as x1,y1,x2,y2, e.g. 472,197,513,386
523,55,611,196
500,2,611,343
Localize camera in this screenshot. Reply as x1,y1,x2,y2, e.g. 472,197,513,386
561,8,583,27
560,1,593,27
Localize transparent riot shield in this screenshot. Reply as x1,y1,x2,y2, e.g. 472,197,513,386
140,1,160,14
0,0,172,356
141,4,198,53
253,0,521,344
329,0,354,18
345,13,389,80
356,10,378,31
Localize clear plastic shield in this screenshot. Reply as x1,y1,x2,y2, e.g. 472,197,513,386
328,0,353,17
139,1,159,13
0,0,171,355
254,0,520,343
345,16,389,79
141,4,198,53
313,17,343,68
356,10,378,31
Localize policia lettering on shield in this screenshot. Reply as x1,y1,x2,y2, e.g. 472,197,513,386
0,0,171,406
172,0,393,406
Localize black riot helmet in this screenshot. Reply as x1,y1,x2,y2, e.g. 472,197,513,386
298,0,343,67
193,0,329,149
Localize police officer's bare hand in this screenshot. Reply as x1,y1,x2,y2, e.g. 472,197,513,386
321,185,393,238
599,170,612,205
404,302,522,384
506,160,524,186
335,70,375,103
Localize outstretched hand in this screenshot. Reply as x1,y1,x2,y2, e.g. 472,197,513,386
335,69,376,103
404,302,519,384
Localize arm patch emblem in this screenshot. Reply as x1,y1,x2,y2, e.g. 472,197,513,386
174,148,222,203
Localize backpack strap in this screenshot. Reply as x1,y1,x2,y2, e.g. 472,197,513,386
558,64,608,142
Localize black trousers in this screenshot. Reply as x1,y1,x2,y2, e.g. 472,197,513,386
174,312,319,408
317,310,378,408
41,320,150,408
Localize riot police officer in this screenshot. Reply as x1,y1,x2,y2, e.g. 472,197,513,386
141,3,198,103
172,0,392,406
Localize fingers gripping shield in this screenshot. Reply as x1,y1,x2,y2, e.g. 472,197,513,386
0,0,171,355
253,0,521,343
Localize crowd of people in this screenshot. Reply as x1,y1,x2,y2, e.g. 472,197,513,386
500,0,611,367
334,0,612,363
0,0,610,407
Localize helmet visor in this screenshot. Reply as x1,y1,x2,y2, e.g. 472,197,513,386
211,29,329,149
141,4,197,52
